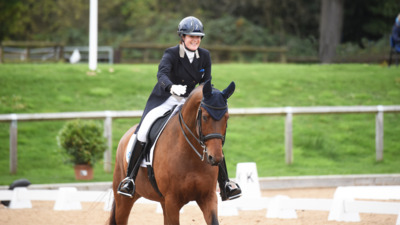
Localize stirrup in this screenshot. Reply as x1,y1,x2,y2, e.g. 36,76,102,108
117,177,135,198
220,181,242,201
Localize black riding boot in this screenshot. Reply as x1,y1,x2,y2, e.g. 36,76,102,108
218,158,242,201
117,138,146,198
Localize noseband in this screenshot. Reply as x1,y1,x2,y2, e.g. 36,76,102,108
178,101,226,161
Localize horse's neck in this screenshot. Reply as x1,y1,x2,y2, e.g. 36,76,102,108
173,94,203,155
181,97,200,128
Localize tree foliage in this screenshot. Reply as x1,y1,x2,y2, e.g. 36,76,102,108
342,0,400,47
0,0,399,54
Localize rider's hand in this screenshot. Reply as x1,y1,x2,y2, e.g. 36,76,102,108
170,84,187,96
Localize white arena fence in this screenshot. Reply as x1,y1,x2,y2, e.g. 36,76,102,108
0,186,399,224
1,105,400,174
1,163,400,224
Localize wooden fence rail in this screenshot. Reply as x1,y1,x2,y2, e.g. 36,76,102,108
1,105,400,174
118,43,288,63
0,41,64,63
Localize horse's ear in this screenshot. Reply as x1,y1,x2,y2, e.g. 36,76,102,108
222,81,235,99
203,80,212,98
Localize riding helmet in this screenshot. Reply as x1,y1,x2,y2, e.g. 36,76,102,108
177,16,205,37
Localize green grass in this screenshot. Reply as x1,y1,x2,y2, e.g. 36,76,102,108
0,63,400,185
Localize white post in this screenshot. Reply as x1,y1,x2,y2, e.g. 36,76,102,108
89,0,98,71
103,111,112,173
285,107,293,164
10,114,18,174
375,105,384,161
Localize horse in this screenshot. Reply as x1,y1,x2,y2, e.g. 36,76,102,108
109,80,235,225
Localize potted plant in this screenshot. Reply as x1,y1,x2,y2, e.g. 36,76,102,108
57,119,106,180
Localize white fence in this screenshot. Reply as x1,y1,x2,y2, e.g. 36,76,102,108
0,187,113,211
1,186,399,224
1,105,400,174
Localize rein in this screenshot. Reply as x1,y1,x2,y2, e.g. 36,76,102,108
178,101,226,161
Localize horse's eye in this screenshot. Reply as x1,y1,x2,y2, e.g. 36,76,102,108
202,115,208,121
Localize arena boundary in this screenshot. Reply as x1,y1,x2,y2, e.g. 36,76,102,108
1,186,399,224
1,174,399,191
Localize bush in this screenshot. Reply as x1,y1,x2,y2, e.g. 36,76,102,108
57,120,106,166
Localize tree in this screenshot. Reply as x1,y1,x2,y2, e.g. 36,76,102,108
342,0,400,47
319,0,344,63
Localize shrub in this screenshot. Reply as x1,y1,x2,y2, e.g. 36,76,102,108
57,120,106,166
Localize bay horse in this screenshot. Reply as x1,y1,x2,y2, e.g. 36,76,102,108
109,80,235,225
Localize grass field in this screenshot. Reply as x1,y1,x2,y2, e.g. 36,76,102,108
0,63,399,185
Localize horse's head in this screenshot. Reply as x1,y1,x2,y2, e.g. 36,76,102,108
199,80,235,165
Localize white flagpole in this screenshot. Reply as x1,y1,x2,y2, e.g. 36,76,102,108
89,0,98,71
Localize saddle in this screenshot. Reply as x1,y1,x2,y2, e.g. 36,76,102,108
142,105,178,198
146,106,177,152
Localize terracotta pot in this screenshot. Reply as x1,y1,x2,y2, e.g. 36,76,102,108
74,164,94,180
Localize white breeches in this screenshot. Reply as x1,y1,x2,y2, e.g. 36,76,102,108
137,95,186,142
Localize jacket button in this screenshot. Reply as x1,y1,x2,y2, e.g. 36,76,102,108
182,80,184,83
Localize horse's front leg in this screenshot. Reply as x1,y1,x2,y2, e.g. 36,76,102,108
112,193,140,225
163,198,184,225
197,193,219,225
159,202,168,225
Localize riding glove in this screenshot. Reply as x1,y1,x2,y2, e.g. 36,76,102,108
170,84,187,96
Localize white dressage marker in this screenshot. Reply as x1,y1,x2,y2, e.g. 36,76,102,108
328,186,400,222
9,187,32,209
53,187,82,210
236,162,261,198
266,195,297,219
235,162,263,210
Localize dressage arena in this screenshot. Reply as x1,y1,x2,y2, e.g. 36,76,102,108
1,188,397,225
0,174,400,225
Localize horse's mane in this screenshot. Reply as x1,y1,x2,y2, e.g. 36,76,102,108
183,84,204,107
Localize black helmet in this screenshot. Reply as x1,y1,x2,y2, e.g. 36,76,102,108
177,16,205,37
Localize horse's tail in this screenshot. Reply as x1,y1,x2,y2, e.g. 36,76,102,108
108,199,117,225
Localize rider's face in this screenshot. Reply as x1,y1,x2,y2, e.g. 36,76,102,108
182,35,201,51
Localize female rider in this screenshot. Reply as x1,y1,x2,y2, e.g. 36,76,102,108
118,16,242,201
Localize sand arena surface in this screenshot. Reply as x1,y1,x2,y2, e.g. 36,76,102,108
1,188,397,225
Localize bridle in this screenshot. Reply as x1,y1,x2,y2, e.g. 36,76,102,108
178,100,226,161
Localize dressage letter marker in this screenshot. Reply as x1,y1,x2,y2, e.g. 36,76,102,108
235,162,264,210
236,162,261,198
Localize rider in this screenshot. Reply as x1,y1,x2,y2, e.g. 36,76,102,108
117,16,242,201
392,13,400,51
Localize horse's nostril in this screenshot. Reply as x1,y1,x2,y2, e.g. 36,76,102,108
207,155,220,166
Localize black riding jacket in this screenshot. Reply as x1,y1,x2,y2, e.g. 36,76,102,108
137,44,212,130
